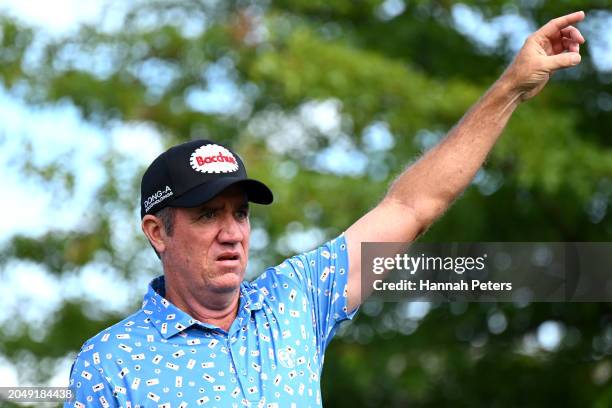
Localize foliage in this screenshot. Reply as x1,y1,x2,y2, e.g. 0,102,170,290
0,1,611,406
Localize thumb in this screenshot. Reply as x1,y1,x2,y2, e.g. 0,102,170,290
544,52,581,71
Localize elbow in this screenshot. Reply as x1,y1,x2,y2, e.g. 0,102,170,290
412,201,444,236
420,192,456,226
385,195,450,237
381,197,443,240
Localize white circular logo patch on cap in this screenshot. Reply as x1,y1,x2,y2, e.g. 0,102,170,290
190,144,239,173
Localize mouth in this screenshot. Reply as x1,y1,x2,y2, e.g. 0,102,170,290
216,253,241,264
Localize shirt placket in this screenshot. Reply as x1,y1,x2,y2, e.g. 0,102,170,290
228,307,262,406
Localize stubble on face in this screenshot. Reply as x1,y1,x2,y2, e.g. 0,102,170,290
162,186,251,304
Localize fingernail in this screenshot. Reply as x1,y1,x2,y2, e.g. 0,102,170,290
572,54,581,65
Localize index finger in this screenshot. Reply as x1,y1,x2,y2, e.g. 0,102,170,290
538,11,586,38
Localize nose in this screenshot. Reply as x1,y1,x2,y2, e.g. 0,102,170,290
217,215,244,244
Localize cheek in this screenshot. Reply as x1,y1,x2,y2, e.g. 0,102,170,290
169,233,211,264
242,228,251,252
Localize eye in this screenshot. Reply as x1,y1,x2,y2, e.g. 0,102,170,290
197,209,216,220
236,209,249,220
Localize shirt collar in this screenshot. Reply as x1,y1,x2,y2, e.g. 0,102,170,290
142,276,197,339
142,276,264,339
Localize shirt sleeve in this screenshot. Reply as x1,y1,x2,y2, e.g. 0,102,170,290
65,342,118,408
278,233,358,353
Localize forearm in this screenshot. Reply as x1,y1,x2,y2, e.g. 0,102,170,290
386,76,522,228
345,11,585,311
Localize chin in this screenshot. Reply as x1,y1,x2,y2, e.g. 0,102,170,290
209,272,244,293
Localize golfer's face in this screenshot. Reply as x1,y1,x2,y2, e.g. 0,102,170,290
166,185,250,293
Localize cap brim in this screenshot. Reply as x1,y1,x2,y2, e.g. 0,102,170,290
168,177,273,208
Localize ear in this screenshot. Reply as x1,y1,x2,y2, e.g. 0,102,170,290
142,214,167,254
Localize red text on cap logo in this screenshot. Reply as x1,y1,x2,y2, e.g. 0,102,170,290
190,144,239,174
195,153,236,166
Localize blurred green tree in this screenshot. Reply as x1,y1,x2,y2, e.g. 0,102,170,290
0,1,611,407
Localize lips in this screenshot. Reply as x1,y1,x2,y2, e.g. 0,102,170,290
216,252,240,262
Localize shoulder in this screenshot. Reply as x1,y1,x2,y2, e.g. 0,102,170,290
252,260,306,291
250,234,349,297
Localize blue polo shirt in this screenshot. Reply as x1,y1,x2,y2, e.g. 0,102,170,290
66,234,357,407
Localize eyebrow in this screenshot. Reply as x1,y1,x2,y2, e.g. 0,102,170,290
196,203,222,212
192,201,249,215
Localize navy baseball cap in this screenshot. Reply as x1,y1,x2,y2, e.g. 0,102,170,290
140,140,273,218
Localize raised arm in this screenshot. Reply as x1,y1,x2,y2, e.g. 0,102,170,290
344,11,586,312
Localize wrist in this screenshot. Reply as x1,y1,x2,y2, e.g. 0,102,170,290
495,66,526,104
488,74,524,111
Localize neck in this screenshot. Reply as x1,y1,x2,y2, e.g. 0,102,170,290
163,276,241,332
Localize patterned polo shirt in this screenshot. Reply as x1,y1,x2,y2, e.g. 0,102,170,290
66,234,357,407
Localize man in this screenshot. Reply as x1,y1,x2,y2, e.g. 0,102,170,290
66,11,586,407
